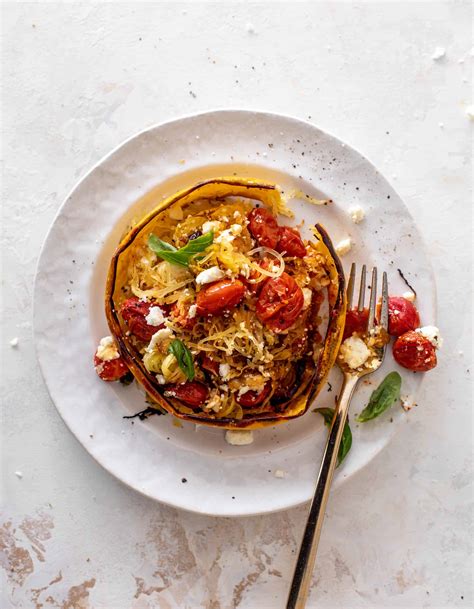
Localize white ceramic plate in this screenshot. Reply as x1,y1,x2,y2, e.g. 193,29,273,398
34,110,435,516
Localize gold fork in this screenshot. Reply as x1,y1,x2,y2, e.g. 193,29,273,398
286,263,389,609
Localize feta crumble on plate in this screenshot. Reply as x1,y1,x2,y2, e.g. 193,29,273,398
335,237,352,257
225,430,254,446
348,205,365,224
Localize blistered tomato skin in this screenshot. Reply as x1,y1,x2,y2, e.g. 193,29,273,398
392,331,437,372
236,382,272,407
387,297,420,337
200,354,219,376
196,279,245,316
276,227,307,258
256,272,304,332
247,208,280,249
94,354,129,381
167,381,209,408
120,297,161,341
343,308,370,340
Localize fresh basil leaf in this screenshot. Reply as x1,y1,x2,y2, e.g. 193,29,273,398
148,234,177,253
314,407,352,467
168,339,195,381
148,231,213,267
356,371,402,422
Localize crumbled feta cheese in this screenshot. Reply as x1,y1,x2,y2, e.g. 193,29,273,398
225,430,254,446
237,385,252,397
339,336,371,369
146,328,174,353
348,205,365,224
156,374,166,384
465,105,474,120
9,337,19,347
188,304,197,318
402,291,416,302
401,395,417,411
205,391,222,413
145,306,165,327
335,237,352,257
96,336,120,361
415,326,443,349
230,224,243,236
302,288,312,310
202,220,222,233
233,210,241,219
195,266,226,285
274,469,286,478
431,46,446,60
214,229,235,244
219,363,230,379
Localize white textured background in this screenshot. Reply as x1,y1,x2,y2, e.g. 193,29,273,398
1,2,472,608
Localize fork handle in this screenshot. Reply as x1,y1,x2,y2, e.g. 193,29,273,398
286,374,359,609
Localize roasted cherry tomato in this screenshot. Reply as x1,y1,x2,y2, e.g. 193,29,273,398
377,296,420,337
93,354,129,382
200,354,219,376
385,297,420,337
392,331,437,372
256,272,304,332
120,297,163,342
343,308,370,341
166,381,209,408
171,302,197,330
196,279,245,316
247,208,280,249
236,382,272,407
276,226,306,258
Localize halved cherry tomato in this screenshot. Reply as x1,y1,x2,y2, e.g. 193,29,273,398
343,308,370,341
120,297,164,341
392,331,437,372
171,301,197,330
166,381,209,408
236,382,272,407
94,354,129,382
200,354,219,376
386,297,420,337
256,272,304,332
247,208,280,249
276,226,306,258
196,279,245,316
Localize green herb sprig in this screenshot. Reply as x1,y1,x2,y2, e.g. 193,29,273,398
148,232,213,267
168,339,195,381
314,407,352,467
356,371,402,422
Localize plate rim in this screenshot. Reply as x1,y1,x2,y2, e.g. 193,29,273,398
33,108,437,516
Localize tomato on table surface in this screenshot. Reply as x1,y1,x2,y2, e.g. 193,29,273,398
247,208,280,249
93,354,129,382
383,296,420,337
120,297,164,341
166,381,209,408
196,279,245,316
276,226,306,258
392,331,437,372
236,382,272,407
256,272,304,332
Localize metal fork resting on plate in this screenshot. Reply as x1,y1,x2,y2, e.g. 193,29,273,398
286,264,389,609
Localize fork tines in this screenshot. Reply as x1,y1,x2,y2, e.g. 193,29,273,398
346,263,389,333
